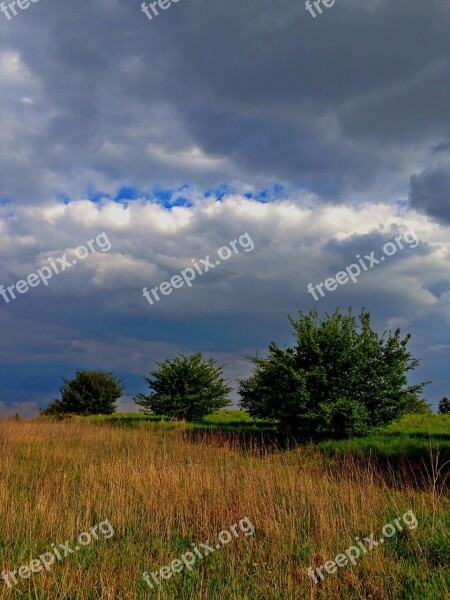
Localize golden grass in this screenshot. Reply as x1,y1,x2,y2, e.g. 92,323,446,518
0,419,448,599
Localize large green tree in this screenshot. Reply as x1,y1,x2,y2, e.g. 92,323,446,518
238,308,427,438
134,353,231,421
40,370,124,416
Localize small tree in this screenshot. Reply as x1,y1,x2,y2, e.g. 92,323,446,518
239,308,428,438
406,399,432,415
40,400,63,417
40,370,124,416
438,397,450,414
134,353,231,421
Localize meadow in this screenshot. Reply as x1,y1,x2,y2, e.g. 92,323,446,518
0,413,448,599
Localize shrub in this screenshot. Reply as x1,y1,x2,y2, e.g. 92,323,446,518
40,370,124,416
438,397,450,414
238,308,427,438
406,399,432,415
134,353,231,421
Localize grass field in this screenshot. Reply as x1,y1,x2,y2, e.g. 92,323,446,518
89,411,450,457
0,413,448,599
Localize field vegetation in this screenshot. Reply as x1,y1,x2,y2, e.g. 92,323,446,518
0,412,448,599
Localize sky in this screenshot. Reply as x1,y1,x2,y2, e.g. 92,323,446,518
0,0,449,415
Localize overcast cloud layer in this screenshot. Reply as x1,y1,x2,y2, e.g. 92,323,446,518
0,0,449,414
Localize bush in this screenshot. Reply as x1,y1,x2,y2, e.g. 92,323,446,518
238,308,427,438
134,353,231,421
406,399,432,415
438,397,450,414
40,370,124,416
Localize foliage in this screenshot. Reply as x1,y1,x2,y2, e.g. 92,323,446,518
238,308,428,438
1,417,447,599
40,370,124,416
405,399,432,414
438,397,450,414
134,353,232,421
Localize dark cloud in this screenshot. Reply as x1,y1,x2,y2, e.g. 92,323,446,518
0,0,449,201
409,164,450,224
432,141,450,154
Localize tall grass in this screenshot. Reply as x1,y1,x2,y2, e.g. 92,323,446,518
0,419,448,599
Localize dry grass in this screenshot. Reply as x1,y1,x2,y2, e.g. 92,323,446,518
0,419,448,599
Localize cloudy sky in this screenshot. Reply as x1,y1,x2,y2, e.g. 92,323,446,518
0,0,449,415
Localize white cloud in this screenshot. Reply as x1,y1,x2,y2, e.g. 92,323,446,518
1,194,449,408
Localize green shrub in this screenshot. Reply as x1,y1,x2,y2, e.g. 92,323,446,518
238,308,427,438
134,353,231,421
40,370,124,416
438,397,450,414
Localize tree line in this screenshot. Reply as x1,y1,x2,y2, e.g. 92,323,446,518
41,308,449,437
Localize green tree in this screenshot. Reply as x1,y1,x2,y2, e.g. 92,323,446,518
40,370,124,416
406,399,432,415
134,353,231,421
438,397,450,414
39,400,63,417
238,308,427,438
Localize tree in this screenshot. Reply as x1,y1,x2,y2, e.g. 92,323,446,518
438,397,450,414
39,400,68,418
134,353,231,421
40,370,124,416
406,399,432,415
238,308,428,438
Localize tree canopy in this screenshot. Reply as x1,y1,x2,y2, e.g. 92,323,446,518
438,397,450,414
40,370,124,416
238,308,427,438
134,353,231,421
